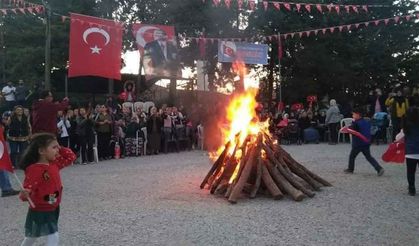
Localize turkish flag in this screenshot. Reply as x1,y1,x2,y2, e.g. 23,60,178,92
382,142,405,164
223,45,235,57
68,13,123,80
0,127,14,173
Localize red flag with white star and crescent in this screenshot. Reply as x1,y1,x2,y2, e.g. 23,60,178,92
0,127,14,173
68,13,123,80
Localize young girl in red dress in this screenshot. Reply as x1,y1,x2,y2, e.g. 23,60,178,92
19,133,76,246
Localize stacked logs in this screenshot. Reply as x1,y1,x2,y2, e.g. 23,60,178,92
200,133,332,203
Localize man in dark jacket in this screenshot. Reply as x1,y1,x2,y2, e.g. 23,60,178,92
344,108,385,176
32,90,69,134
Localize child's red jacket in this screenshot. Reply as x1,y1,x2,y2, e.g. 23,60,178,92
20,147,76,211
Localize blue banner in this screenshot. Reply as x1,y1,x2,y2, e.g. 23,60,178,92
218,41,268,65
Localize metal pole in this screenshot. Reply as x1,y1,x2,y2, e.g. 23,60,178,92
42,0,51,90
278,32,282,104
64,74,68,97
137,54,143,94
0,0,5,84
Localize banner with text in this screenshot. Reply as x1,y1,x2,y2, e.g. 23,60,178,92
218,41,268,65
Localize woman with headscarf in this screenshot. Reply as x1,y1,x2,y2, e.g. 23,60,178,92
146,106,163,154
325,99,341,145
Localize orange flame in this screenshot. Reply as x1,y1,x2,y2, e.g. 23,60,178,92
211,62,270,184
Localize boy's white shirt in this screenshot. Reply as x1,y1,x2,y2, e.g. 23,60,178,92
57,119,71,138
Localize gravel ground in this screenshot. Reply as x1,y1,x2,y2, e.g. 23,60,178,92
1,143,418,246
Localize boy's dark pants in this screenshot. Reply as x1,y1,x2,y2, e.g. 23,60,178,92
348,146,382,172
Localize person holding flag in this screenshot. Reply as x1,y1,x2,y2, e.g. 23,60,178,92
0,123,19,197
342,107,385,176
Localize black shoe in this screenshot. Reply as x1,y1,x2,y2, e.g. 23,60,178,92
1,189,20,197
344,169,353,174
408,187,416,196
377,168,385,176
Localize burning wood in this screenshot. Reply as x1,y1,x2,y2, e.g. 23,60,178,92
200,89,331,204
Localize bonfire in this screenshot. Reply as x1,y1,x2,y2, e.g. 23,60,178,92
200,89,331,204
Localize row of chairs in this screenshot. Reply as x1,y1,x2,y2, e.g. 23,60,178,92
122,101,155,113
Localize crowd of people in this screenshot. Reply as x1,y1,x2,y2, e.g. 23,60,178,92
3,91,203,166
262,85,419,146
0,81,418,199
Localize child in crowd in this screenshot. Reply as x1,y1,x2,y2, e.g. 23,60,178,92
57,110,71,147
125,116,145,156
344,108,385,176
19,133,76,246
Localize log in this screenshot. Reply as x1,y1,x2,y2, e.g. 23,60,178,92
228,134,262,203
281,155,322,190
211,142,240,194
262,144,315,198
265,140,324,190
200,141,231,189
250,155,263,198
261,162,283,200
214,180,229,195
277,145,332,187
265,160,305,201
225,137,250,198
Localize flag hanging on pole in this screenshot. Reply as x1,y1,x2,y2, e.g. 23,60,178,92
68,13,123,80
0,127,14,173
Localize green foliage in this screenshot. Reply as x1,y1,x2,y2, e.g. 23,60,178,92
0,0,417,104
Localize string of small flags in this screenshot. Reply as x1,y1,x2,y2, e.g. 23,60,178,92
0,0,44,15
0,5,44,15
1,0,40,8
184,13,419,44
59,14,125,32
207,0,390,13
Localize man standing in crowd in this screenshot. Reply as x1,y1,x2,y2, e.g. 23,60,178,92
1,81,16,111
386,88,409,140
15,80,29,107
32,90,69,134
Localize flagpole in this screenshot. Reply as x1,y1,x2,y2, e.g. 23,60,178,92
64,74,68,98
42,0,51,90
12,172,35,208
278,32,283,105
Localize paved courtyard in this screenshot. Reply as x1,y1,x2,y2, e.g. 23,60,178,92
1,143,418,246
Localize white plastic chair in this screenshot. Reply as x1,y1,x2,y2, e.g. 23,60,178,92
133,101,144,113
338,118,353,143
143,101,155,114
122,102,134,113
141,127,147,155
197,124,204,150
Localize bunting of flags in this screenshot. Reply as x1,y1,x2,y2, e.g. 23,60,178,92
1,0,41,8
0,5,44,15
0,0,44,15
206,0,389,13
183,13,418,44
63,14,125,32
